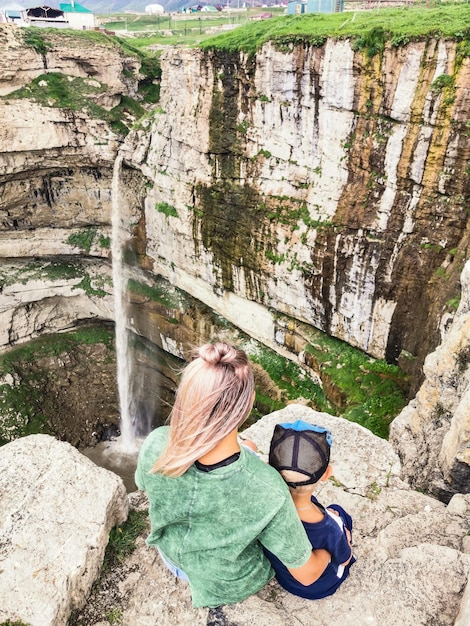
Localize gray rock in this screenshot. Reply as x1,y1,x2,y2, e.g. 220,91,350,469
0,434,129,626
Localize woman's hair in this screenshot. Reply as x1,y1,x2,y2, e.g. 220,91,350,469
152,342,255,477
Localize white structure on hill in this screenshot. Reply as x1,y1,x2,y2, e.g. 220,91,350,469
0,2,27,23
59,1,94,28
145,3,164,13
24,1,94,29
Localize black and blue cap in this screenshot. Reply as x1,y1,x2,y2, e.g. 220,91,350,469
269,420,332,488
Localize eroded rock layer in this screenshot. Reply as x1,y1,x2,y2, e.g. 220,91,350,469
124,40,470,392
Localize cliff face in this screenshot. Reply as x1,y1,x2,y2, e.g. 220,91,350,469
1,27,469,498
390,260,470,502
125,40,470,392
0,25,145,347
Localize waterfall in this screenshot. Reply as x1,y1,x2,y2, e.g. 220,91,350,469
111,154,136,452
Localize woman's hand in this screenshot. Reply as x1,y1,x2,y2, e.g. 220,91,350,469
287,549,331,585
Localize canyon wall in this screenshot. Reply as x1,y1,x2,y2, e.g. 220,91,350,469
124,39,470,393
0,25,144,347
0,25,469,497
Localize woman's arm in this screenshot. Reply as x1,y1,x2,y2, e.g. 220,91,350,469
287,548,331,585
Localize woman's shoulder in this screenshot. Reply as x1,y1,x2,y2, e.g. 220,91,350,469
241,447,289,491
138,426,170,463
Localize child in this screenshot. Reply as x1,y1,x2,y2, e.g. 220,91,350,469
264,419,356,600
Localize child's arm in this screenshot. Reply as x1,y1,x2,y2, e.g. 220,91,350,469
239,437,258,452
288,549,331,585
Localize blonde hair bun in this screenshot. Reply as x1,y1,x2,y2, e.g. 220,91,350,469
196,342,238,366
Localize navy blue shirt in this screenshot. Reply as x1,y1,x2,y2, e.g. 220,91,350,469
264,496,356,600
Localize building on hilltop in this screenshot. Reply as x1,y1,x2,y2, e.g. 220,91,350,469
287,0,344,13
26,5,68,27
145,3,165,14
0,2,28,23
25,1,94,29
59,1,94,29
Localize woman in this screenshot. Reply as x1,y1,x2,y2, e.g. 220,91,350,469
135,342,330,608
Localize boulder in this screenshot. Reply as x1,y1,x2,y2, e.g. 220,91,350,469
0,434,129,626
390,260,470,501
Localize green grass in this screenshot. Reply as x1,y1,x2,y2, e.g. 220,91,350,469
0,327,115,446
102,509,148,571
200,4,470,55
0,260,111,298
4,72,106,111
127,277,182,309
303,330,408,438
1,71,150,136
0,328,114,376
0,260,83,288
67,228,99,254
242,327,407,438
23,29,53,55
246,344,332,420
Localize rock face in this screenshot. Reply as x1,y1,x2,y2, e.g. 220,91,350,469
0,26,469,513
71,405,470,626
0,24,145,351
124,40,470,392
0,434,129,626
390,260,470,502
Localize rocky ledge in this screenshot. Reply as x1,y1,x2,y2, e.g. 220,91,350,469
1,404,469,626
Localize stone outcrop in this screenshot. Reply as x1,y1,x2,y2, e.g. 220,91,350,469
69,405,470,626
0,24,145,351
390,259,470,502
0,433,129,626
0,26,140,106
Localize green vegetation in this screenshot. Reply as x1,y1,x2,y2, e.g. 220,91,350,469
6,72,107,110
105,609,122,625
0,622,31,626
99,235,111,249
0,259,85,288
23,29,52,55
200,5,470,56
46,27,119,48
1,71,147,136
102,509,148,571
431,73,455,91
74,274,108,298
303,329,408,438
352,25,387,57
0,259,111,299
155,202,178,218
104,11,264,49
127,277,182,309
67,228,98,254
0,328,114,446
246,344,332,421
241,323,407,439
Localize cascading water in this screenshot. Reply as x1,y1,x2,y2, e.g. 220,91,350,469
111,154,136,452
83,154,158,490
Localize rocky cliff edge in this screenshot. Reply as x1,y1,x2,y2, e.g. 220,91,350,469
1,405,469,626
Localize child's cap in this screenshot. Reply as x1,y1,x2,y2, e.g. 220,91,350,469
269,420,332,488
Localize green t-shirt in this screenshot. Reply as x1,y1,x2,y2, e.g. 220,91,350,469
135,426,313,608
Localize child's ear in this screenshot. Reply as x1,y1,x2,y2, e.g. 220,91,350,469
320,465,333,482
